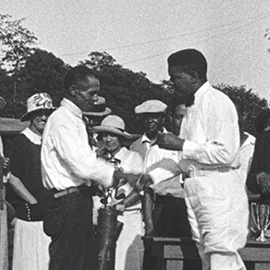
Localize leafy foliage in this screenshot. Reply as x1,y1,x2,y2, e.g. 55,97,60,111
216,84,268,136
0,15,268,137
0,14,37,72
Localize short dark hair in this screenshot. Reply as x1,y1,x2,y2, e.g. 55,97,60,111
168,49,207,81
64,65,98,92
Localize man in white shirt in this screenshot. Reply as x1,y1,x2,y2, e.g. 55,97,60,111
131,100,200,270
156,49,249,270
41,66,150,270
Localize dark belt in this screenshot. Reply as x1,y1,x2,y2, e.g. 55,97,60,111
52,185,85,199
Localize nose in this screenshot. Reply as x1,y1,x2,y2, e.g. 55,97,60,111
147,116,154,122
40,114,48,121
104,134,112,142
92,94,99,103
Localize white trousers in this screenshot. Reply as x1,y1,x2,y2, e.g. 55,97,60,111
12,218,50,270
184,170,249,270
115,210,144,270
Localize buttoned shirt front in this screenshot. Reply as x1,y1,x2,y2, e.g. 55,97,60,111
41,98,115,190
180,81,240,170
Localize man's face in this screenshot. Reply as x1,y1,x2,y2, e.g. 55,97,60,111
142,113,164,138
74,76,99,111
168,66,194,95
172,104,187,136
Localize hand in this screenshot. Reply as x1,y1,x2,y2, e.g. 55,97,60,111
96,146,109,159
257,172,270,194
134,174,153,191
155,132,184,151
116,202,125,213
145,224,155,237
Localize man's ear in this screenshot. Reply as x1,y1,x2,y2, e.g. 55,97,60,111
161,114,166,126
69,85,77,97
189,71,199,84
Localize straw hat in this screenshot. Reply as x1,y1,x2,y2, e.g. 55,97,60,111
93,115,131,138
83,96,111,117
21,93,55,121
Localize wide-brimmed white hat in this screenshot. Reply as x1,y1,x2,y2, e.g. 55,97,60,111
21,93,56,121
93,115,131,138
135,99,167,114
83,96,111,117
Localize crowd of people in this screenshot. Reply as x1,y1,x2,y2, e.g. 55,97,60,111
1,48,270,270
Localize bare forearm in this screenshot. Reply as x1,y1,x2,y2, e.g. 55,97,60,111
142,188,154,235
9,174,38,204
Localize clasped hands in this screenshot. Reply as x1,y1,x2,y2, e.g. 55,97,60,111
113,170,153,192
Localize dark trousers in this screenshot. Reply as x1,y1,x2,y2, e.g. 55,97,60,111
43,189,98,270
143,195,202,270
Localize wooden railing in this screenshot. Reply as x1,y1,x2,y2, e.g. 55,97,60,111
146,236,270,270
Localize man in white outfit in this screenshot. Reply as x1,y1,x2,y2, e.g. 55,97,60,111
156,49,249,270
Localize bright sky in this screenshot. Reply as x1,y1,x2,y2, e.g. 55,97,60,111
1,0,270,101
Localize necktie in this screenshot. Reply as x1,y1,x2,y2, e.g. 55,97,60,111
82,115,94,148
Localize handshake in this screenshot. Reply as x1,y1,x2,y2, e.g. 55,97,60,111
112,170,153,192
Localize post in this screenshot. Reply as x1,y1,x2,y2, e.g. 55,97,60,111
0,154,8,270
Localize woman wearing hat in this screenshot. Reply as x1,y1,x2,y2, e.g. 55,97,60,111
9,93,55,270
94,115,144,270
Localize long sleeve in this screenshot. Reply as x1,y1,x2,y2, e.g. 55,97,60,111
53,121,114,185
181,86,240,167
41,100,115,190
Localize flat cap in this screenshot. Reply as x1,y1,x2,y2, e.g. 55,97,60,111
135,99,167,114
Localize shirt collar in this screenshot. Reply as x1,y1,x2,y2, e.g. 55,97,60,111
241,132,256,148
194,81,211,103
61,98,83,118
141,134,151,144
141,128,168,144
21,127,42,145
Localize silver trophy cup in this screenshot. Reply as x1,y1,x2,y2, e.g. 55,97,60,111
251,203,270,241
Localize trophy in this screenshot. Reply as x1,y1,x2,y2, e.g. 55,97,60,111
251,203,270,241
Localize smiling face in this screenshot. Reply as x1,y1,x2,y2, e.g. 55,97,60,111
29,109,51,135
73,75,100,111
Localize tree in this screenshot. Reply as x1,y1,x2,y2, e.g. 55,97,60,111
80,51,116,70
17,49,69,107
0,14,37,72
0,14,37,115
216,84,268,136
